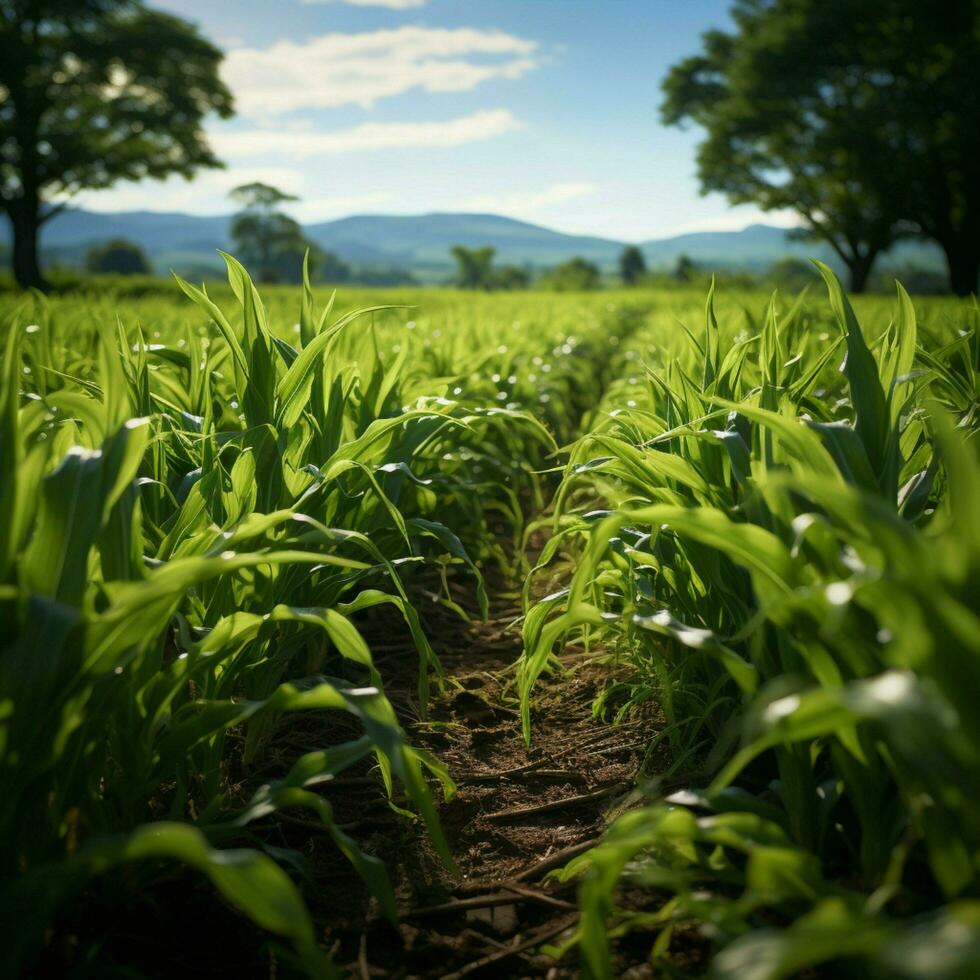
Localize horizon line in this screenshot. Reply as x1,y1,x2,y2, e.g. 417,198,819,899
39,204,800,244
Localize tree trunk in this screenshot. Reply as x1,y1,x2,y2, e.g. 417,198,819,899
847,252,875,294
940,236,980,297
6,197,48,292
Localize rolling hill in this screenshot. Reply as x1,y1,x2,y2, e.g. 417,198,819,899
0,208,944,281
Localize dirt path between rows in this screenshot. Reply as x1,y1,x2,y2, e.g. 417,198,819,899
288,570,665,979
46,567,670,980
268,308,670,977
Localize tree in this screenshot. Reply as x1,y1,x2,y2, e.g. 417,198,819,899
85,237,151,276
619,245,647,286
673,254,696,283
661,2,898,293
662,0,980,296
751,0,980,296
228,183,319,284
449,248,530,290
450,245,496,290
543,257,601,291
0,1,233,290
493,264,530,290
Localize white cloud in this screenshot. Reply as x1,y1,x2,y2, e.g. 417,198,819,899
222,26,539,115
212,109,521,159
303,0,426,8
74,172,395,219
462,181,597,214
74,167,307,213
667,209,801,235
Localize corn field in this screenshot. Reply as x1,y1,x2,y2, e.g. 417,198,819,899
1,259,978,978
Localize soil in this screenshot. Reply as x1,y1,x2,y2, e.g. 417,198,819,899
267,568,670,980
40,571,676,979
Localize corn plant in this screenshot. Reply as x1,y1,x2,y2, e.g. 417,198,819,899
2,261,975,978
0,257,559,977
522,266,980,977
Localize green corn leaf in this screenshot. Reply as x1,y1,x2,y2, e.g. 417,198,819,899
814,261,889,475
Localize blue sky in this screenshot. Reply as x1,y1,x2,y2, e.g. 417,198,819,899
78,0,795,241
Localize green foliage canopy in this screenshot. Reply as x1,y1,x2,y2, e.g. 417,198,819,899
673,253,696,282
0,0,233,289
750,0,980,297
619,245,647,286
449,246,530,290
543,256,602,291
228,182,341,285
662,0,980,296
661,1,898,293
85,237,151,276
494,264,531,290
450,245,497,290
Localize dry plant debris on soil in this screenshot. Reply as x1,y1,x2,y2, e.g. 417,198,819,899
266,572,667,979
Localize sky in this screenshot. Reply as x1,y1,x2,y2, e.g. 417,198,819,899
77,0,797,242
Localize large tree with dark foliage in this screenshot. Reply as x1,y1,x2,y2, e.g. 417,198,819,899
0,0,233,289
662,0,980,295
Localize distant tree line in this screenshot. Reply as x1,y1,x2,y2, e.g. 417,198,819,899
449,244,719,291
443,241,950,295
662,0,980,295
541,256,602,291
450,245,605,291
449,246,531,290
2,232,950,295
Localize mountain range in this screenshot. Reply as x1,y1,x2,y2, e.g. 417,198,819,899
0,208,944,282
